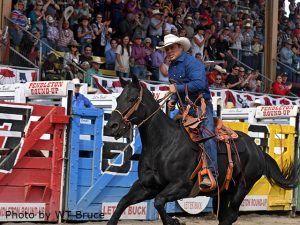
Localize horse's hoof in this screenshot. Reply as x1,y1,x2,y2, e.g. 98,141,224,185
172,216,186,225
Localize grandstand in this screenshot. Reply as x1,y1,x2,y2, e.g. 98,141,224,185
0,0,299,100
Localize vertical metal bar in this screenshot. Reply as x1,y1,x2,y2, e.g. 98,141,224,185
39,41,42,80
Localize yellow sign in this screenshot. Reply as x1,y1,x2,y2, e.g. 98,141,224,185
224,121,295,211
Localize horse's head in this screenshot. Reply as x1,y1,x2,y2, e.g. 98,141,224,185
106,75,146,139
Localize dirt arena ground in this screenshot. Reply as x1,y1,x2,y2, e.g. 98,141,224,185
2,213,300,225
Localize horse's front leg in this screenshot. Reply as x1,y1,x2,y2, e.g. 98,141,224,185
107,180,158,225
154,181,192,225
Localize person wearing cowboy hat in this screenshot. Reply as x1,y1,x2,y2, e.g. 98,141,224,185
77,16,95,53
57,19,75,52
45,15,59,50
242,22,254,68
206,64,226,86
149,9,164,48
279,38,295,81
85,56,104,87
63,40,80,80
72,78,95,109
157,34,218,189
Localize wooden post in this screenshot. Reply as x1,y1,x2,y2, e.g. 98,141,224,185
0,0,12,63
0,0,12,29
264,0,278,91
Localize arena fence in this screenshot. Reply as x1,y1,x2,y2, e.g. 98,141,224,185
65,106,157,220
0,81,299,221
0,103,69,222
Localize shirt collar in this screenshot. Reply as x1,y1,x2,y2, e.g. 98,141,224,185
174,51,186,63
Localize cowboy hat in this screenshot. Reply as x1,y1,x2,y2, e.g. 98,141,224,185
244,23,252,28
107,27,113,34
72,78,82,86
46,15,55,24
250,98,262,107
88,86,98,94
185,16,193,21
152,9,163,15
91,56,104,64
156,34,191,52
64,6,74,21
214,65,227,74
226,102,235,109
285,39,293,45
68,40,80,47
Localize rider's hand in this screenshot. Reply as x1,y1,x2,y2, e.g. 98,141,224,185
167,100,176,111
169,84,177,93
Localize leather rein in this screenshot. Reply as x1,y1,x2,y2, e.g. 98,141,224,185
114,87,144,125
113,86,172,128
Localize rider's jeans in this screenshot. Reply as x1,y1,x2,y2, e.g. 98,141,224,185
200,101,218,176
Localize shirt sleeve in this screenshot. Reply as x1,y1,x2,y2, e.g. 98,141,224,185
176,59,208,94
116,45,122,55
84,96,95,108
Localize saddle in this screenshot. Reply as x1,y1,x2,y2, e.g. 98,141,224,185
177,93,238,196
188,118,238,196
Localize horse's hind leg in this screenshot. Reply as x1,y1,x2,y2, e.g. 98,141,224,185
217,183,254,225
154,181,192,225
107,180,158,225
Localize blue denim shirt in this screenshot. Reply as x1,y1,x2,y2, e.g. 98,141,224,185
168,52,211,103
72,94,95,109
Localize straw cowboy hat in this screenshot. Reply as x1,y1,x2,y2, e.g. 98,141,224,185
91,56,104,64
156,34,191,52
244,23,252,28
214,65,227,74
88,86,98,94
68,40,80,47
152,9,163,15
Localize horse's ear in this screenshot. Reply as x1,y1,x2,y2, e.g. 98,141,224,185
119,76,130,88
132,74,140,89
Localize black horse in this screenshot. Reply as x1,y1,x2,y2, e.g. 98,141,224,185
105,76,299,225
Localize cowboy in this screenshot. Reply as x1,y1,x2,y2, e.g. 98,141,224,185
85,56,104,87
72,78,95,109
157,34,217,189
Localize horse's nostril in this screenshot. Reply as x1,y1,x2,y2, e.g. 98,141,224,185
111,123,119,130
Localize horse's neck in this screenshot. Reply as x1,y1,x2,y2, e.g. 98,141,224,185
138,92,176,147
138,111,173,147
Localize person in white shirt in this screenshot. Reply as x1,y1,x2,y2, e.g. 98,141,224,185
191,25,205,57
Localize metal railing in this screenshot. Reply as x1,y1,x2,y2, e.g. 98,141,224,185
229,47,265,73
4,16,85,81
275,59,300,77
226,48,270,92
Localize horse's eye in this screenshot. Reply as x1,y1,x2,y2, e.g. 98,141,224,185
129,98,135,103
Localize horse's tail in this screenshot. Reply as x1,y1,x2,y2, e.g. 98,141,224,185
263,151,299,189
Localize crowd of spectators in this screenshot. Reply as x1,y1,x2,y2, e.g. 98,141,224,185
7,0,300,96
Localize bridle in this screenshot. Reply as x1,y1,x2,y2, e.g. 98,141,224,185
113,86,144,125
113,85,172,128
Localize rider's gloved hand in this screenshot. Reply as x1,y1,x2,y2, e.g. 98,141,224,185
167,100,176,111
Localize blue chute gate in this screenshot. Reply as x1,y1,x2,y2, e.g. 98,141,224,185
65,107,157,221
